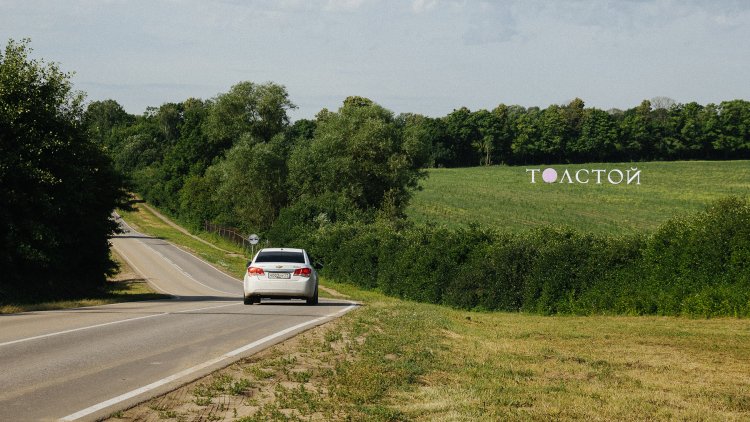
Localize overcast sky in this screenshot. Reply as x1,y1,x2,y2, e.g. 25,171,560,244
2,0,749,119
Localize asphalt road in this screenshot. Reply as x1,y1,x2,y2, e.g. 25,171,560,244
0,220,355,422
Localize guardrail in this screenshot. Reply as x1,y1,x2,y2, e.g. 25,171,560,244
203,221,265,252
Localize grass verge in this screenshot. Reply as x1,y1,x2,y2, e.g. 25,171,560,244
0,249,168,314
118,201,250,279
110,202,750,421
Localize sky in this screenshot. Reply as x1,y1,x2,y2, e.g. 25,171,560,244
2,0,749,120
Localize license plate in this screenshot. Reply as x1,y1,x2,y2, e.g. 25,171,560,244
268,272,291,280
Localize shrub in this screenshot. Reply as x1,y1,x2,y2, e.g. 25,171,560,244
311,196,749,317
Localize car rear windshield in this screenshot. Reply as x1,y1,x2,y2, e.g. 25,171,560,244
255,251,306,264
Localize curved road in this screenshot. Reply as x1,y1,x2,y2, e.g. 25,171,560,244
0,220,356,422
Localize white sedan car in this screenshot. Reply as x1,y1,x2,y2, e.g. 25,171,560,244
243,248,319,305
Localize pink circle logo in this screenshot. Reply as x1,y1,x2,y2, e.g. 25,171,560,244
542,168,557,183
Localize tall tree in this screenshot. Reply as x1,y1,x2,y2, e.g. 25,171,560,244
511,107,541,163
619,100,654,160
0,39,127,301
539,104,567,162
83,99,133,151
203,81,295,152
715,100,750,158
570,108,619,162
288,96,425,218
443,107,480,167
489,104,517,165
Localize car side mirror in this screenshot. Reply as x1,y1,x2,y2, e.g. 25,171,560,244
313,261,324,270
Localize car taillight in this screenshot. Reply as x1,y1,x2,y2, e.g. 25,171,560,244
293,267,312,277
247,267,265,276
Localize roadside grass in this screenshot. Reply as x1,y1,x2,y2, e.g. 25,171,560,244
110,278,750,421
408,160,750,234
0,250,168,314
110,201,750,421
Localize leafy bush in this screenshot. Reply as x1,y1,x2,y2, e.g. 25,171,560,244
307,197,750,317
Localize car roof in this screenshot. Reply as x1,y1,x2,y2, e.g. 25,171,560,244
257,247,305,253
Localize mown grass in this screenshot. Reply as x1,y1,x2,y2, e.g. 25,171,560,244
297,281,750,421
0,250,168,314
408,160,750,234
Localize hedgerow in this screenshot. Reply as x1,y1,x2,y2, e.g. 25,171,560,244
293,197,750,317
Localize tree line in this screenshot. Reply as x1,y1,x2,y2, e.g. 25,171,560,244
410,96,750,167
85,83,750,236
85,89,426,234
82,82,749,317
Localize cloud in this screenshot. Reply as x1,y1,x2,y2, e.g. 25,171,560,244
412,0,437,14
462,2,517,45
323,0,367,12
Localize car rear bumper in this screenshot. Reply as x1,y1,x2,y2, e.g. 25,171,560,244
243,276,317,299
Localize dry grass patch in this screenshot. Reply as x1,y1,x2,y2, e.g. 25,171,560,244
403,312,750,421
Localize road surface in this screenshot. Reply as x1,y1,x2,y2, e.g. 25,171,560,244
0,220,355,421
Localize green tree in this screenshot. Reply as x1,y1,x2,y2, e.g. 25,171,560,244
288,96,425,219
83,99,133,151
203,81,295,152
488,104,517,165
203,135,289,231
470,109,506,166
399,113,437,169
539,104,567,162
0,39,127,301
619,100,654,160
511,107,541,163
714,100,750,158
442,107,480,167
699,103,721,159
405,115,449,167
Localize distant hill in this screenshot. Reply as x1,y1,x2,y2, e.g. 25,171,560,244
407,161,750,234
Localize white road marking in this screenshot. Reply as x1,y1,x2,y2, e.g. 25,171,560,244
112,242,178,297
59,303,358,421
152,248,236,295
0,302,240,348
117,219,236,295
119,219,242,286
0,314,165,348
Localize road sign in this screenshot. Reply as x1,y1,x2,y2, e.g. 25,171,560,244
248,234,259,245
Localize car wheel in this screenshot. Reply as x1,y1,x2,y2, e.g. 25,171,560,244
243,296,252,305
306,287,318,306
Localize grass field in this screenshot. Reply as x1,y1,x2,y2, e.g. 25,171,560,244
407,160,750,234
112,202,750,421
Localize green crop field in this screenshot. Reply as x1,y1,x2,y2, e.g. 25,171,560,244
407,160,750,234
